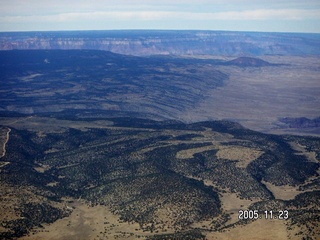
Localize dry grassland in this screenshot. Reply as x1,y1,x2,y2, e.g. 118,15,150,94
206,218,291,240
216,146,263,168
20,200,171,240
220,192,259,224
262,181,302,201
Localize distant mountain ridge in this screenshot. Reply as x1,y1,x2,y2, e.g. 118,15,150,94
280,117,320,128
1,30,320,56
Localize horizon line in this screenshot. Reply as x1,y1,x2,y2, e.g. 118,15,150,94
1,29,320,35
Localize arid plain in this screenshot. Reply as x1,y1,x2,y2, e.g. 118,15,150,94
184,55,320,136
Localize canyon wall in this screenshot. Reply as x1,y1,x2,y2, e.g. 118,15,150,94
1,30,320,56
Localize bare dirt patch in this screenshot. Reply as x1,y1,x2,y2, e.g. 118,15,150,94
19,74,44,82
34,164,51,173
0,127,10,159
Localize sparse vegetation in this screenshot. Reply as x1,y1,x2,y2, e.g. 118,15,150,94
0,116,319,239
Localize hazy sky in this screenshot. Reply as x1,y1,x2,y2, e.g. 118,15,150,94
1,0,320,33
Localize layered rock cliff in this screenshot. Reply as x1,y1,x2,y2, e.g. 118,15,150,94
1,30,320,56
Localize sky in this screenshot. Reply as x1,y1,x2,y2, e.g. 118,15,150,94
1,0,320,33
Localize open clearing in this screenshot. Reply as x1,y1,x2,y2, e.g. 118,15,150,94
206,218,292,240
20,200,174,240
